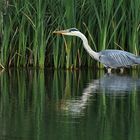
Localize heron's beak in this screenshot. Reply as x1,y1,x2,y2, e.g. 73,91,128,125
53,30,68,35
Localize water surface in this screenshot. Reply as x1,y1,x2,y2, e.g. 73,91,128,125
0,69,140,140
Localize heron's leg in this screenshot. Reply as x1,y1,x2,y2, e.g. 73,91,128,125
120,68,124,74
107,68,112,73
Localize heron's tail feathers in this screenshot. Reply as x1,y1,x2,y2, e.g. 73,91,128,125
134,57,140,64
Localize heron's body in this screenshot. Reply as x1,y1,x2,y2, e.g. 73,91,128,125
53,28,140,73
98,49,140,68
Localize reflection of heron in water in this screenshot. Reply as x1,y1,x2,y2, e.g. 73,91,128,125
62,74,140,116
92,74,140,94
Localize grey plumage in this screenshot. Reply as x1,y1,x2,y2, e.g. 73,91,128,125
98,50,140,68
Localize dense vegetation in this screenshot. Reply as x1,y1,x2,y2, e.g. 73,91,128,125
0,0,140,69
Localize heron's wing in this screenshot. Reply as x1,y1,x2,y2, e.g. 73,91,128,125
99,51,136,68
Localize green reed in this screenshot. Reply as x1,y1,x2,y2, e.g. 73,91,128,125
1,0,140,69
128,0,140,55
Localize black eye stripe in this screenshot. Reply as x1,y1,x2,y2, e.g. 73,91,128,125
69,28,78,32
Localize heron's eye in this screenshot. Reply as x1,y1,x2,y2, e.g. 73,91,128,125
69,28,78,32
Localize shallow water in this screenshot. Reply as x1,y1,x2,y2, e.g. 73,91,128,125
0,69,140,140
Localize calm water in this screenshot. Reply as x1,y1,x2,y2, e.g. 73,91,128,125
0,69,140,140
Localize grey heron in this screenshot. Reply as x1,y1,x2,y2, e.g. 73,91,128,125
53,28,140,73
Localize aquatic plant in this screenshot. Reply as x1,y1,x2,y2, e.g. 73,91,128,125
0,0,140,69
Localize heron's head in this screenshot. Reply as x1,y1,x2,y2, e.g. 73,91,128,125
53,28,79,36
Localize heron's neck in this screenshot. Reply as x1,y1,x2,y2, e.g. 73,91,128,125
78,33,99,60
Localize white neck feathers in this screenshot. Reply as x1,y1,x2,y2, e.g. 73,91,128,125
76,32,99,60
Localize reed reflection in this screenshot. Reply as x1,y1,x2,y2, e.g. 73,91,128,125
0,70,140,140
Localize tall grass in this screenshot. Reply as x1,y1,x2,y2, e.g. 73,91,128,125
1,0,140,69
